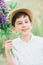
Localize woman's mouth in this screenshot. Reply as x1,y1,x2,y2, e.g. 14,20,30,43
21,28,28,32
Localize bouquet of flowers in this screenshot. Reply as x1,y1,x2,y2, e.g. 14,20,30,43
0,0,13,56
0,0,22,57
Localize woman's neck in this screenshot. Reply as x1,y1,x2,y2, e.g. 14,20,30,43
21,33,32,43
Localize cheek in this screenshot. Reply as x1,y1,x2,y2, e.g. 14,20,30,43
15,26,22,32
28,23,32,29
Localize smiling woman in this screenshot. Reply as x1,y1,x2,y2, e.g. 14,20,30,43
5,8,43,65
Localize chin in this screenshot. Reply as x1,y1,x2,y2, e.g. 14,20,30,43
22,32,29,36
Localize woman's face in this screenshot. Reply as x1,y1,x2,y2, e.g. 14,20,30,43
14,15,32,36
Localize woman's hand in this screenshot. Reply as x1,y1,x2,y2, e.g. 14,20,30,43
5,40,13,53
5,40,16,65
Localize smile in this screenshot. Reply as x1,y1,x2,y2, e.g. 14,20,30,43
21,28,28,32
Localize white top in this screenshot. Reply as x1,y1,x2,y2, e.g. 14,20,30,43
12,35,43,65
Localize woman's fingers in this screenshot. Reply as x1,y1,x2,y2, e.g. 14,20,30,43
5,40,13,52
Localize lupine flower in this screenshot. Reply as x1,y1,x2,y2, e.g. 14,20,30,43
0,12,8,25
0,0,8,11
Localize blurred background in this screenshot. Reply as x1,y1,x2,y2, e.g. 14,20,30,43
6,0,43,36
0,0,43,65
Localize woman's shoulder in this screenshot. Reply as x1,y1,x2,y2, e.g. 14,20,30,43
32,35,43,43
33,35,43,40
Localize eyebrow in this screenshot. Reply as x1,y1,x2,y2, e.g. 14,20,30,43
16,17,29,23
16,21,22,23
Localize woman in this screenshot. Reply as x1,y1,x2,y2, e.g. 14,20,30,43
5,8,43,65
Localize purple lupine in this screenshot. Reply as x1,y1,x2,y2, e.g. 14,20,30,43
0,12,8,25
0,16,2,24
0,0,8,11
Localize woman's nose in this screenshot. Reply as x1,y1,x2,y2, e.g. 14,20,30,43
22,23,26,28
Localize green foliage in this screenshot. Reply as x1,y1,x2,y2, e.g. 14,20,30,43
0,7,2,12
32,19,43,37
0,29,22,56
7,2,17,11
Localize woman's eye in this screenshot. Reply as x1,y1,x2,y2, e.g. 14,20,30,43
18,22,22,24
25,21,28,23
